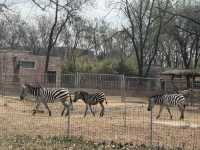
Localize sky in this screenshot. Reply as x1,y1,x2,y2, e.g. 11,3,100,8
1,0,124,28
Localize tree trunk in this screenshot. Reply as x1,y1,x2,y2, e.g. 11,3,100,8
44,45,52,73
44,0,58,73
138,62,143,77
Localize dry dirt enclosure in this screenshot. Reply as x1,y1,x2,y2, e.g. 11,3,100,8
0,96,200,149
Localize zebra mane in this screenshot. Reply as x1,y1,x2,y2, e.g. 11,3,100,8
74,91,90,101
24,83,42,91
79,91,89,95
150,94,164,99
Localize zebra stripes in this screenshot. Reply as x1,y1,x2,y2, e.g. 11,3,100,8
20,83,72,116
73,91,107,117
147,94,186,120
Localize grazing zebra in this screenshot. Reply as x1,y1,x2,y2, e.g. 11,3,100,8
147,94,186,120
73,91,107,117
20,83,73,116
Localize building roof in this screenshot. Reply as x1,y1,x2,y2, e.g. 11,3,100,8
161,69,200,77
0,47,94,58
0,49,31,54
37,47,94,57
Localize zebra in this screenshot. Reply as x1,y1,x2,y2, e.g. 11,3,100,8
147,94,186,120
73,91,107,117
20,83,73,116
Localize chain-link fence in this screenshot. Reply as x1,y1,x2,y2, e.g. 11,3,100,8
0,73,200,149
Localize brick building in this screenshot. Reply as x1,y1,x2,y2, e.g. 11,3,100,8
0,50,62,86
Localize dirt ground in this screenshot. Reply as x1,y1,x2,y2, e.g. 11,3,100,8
0,95,200,150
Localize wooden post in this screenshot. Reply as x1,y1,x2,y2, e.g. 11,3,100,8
186,75,191,89
171,75,179,93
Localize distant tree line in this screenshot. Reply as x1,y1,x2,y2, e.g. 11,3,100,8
0,0,200,76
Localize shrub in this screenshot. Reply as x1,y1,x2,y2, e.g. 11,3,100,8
93,59,115,74
115,57,136,75
62,56,137,75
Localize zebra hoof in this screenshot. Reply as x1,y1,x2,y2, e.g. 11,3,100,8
61,112,64,116
32,113,36,116
65,113,69,116
99,112,104,117
32,110,36,116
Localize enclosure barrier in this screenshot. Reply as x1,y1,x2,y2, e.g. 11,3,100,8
0,73,199,149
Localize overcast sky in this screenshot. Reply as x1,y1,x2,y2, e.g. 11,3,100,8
1,0,124,28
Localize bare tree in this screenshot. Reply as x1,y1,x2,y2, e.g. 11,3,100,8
61,16,90,72
119,0,171,76
158,36,181,68
164,5,200,69
32,0,92,74
0,14,29,49
36,15,52,50
24,25,41,54
0,1,13,12
111,30,132,59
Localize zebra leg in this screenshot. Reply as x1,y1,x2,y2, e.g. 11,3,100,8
180,110,184,120
166,106,173,119
156,106,164,119
84,104,89,117
178,106,184,120
70,102,73,111
69,95,73,111
61,101,67,116
181,110,184,120
99,102,104,117
61,107,65,116
64,102,70,117
89,105,95,117
42,101,52,116
32,102,40,116
61,100,72,116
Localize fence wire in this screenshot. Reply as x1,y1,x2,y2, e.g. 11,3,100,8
0,73,199,149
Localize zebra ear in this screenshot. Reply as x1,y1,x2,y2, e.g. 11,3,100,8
24,82,29,87
35,82,42,88
77,91,81,95
22,84,26,88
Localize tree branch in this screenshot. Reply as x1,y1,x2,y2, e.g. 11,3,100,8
175,25,200,36
31,0,50,11
157,6,200,26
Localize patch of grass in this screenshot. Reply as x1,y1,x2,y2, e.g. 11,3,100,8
0,135,96,150
0,135,185,150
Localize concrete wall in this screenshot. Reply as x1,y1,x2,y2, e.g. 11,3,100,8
0,51,62,86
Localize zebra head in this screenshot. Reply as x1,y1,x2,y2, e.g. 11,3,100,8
20,83,41,100
20,84,28,100
73,91,88,102
147,96,156,111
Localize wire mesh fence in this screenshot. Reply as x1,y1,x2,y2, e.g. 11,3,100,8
0,73,200,149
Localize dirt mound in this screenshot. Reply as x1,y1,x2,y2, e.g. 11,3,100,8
153,120,200,128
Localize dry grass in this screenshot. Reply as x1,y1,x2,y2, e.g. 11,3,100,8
0,95,200,149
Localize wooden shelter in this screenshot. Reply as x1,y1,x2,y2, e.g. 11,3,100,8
161,69,200,91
